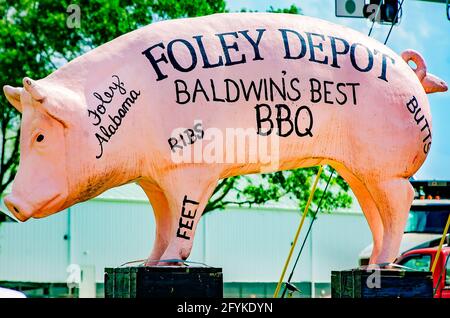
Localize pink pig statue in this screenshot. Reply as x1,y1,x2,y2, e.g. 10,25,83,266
2,13,447,265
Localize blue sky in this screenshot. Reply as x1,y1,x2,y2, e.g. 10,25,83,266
227,0,450,180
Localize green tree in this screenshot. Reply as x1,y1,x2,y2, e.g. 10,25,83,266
205,166,352,214
0,0,352,216
0,0,228,196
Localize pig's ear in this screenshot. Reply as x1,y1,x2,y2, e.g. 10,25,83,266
3,85,23,113
23,77,45,102
22,78,71,128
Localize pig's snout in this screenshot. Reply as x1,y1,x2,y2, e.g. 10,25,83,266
4,195,32,221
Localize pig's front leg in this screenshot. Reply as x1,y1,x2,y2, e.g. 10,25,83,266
146,168,219,266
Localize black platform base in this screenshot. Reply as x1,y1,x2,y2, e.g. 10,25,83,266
105,266,223,298
331,268,433,298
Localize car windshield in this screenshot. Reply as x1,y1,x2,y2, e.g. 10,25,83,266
404,207,450,234
399,254,431,271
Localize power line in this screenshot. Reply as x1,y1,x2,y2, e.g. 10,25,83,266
368,0,383,36
280,168,335,298
384,0,405,44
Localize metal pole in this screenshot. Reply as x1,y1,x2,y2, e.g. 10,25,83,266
430,213,450,273
273,165,324,298
280,170,335,298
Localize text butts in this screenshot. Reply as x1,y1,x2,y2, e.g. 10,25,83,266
142,28,395,83
406,96,432,154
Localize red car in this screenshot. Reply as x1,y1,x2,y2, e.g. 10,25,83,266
395,246,450,298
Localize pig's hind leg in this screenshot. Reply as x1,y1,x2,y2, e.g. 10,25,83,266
365,178,414,264
149,168,220,265
331,164,384,264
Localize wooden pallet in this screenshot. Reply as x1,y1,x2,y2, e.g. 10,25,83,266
331,268,433,298
105,266,223,298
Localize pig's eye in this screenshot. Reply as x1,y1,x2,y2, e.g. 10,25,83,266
36,134,45,142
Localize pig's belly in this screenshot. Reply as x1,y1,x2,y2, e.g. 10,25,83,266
159,67,427,179
171,89,423,180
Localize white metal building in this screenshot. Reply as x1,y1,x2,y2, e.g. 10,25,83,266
0,183,371,297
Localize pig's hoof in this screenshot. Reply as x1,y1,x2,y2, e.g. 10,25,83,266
156,248,190,266
361,262,393,270
144,259,159,266
154,260,183,266
143,257,186,266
